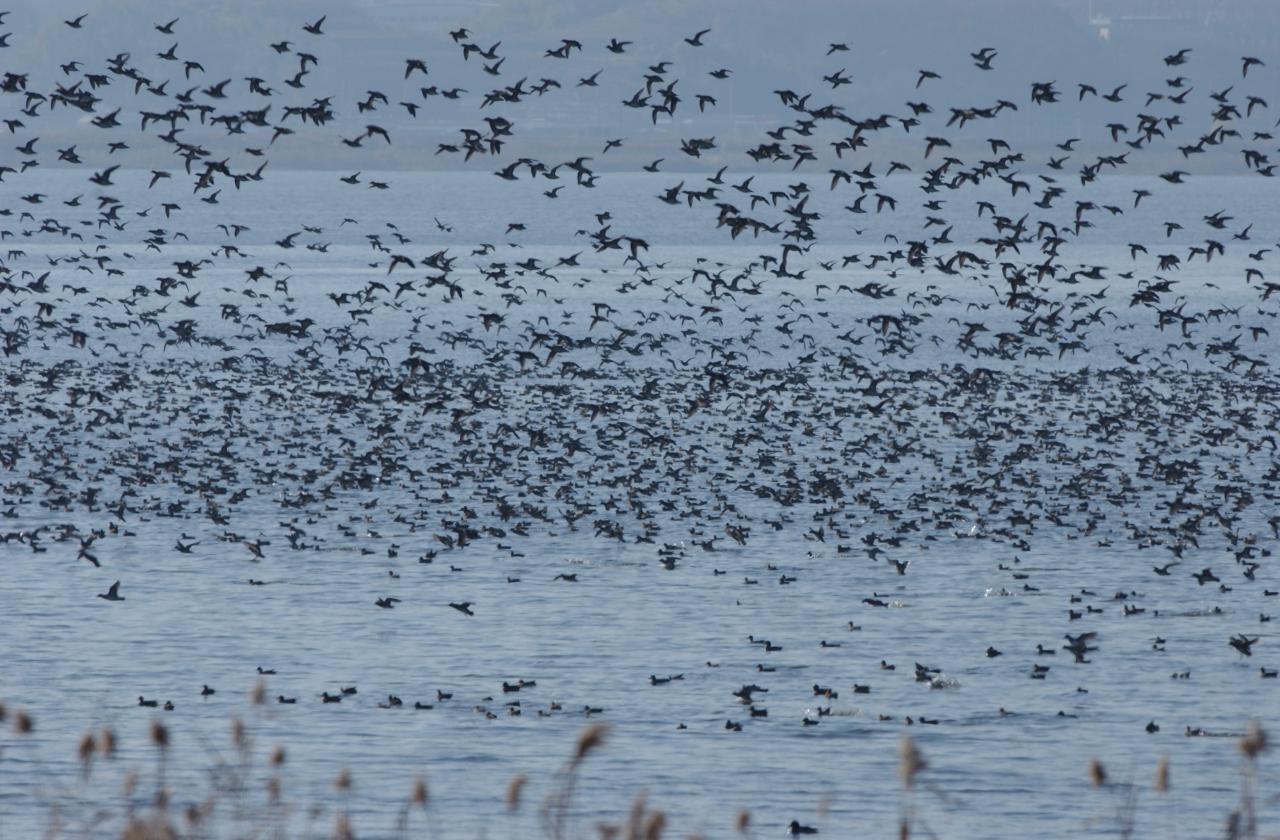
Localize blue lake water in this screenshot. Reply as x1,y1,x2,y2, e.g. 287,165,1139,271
2,160,1279,840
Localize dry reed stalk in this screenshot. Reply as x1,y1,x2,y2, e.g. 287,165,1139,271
897,734,927,840
396,775,431,838
543,723,610,840
2,689,1273,840
77,732,95,780
1232,720,1269,840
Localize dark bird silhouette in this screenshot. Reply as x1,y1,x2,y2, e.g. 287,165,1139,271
1192,568,1220,585
685,28,711,47
1229,634,1258,656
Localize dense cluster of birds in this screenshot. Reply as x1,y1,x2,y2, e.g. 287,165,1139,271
2,8,1279,834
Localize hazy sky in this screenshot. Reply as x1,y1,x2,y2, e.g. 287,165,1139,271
2,0,1277,169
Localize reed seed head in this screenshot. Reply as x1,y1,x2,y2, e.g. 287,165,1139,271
184,802,207,827
77,731,96,769
574,723,608,764
1089,757,1107,788
411,775,428,808
643,810,666,840
1240,720,1268,760
99,727,117,758
505,772,527,812
122,816,176,840
898,735,926,789
150,720,169,750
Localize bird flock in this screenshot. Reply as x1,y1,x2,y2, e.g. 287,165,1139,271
1,6,1279,835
